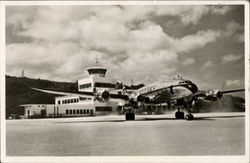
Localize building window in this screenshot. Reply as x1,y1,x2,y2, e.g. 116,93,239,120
70,110,72,114
73,110,76,114
80,110,83,114
71,99,74,103
96,107,112,112
86,109,89,114
66,110,68,114
77,109,79,114
84,110,86,114
95,82,116,88
79,83,92,89
58,100,61,105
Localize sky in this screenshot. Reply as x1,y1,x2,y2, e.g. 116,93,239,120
5,4,245,91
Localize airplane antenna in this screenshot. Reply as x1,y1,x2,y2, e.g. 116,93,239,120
95,55,99,67
21,70,25,78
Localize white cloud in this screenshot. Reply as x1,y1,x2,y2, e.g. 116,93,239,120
224,20,244,43
222,54,243,63
171,30,221,53
5,5,233,83
201,60,215,70
224,79,244,89
210,6,232,15
182,58,195,66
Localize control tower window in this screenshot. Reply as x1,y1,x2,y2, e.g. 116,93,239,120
79,83,92,89
88,69,107,75
95,82,116,88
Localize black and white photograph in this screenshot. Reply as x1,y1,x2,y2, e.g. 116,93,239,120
0,1,249,163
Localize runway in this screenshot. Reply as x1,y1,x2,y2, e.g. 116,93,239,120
6,112,245,156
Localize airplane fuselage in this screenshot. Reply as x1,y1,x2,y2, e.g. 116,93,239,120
129,79,198,104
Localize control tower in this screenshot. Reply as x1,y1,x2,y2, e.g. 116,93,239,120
78,56,117,92
86,67,107,78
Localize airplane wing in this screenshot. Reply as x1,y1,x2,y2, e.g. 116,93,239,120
31,87,129,100
31,87,94,97
192,89,245,101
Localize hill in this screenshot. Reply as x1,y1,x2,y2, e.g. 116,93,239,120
6,75,78,118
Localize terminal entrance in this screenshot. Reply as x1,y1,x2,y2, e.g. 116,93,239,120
41,109,46,118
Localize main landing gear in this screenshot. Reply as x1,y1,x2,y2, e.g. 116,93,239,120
175,108,194,120
175,111,185,119
125,108,135,120
125,112,135,120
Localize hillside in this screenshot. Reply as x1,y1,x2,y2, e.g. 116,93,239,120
6,75,78,118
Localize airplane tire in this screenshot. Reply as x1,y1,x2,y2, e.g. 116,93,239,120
185,114,194,120
179,112,184,119
125,113,135,120
125,113,130,120
131,113,135,120
175,111,185,119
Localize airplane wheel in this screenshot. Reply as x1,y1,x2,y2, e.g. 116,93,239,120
185,114,194,120
131,113,135,120
175,111,184,119
125,113,130,120
180,112,184,119
125,113,135,120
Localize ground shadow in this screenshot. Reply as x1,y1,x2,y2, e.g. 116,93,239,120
54,114,244,124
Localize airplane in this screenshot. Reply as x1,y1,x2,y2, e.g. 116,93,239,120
31,75,245,121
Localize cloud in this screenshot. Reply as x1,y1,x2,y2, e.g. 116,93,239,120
171,29,221,53
155,5,232,25
224,20,244,43
5,5,239,84
224,79,244,89
200,60,215,70
182,58,195,66
222,54,243,63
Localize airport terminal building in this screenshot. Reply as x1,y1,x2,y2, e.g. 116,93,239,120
20,66,127,118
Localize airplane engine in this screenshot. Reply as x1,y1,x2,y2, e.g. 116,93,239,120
205,90,223,101
137,95,151,103
95,90,110,102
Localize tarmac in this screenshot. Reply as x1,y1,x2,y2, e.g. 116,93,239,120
5,112,245,156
